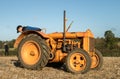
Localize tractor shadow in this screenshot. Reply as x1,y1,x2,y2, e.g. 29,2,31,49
46,62,66,71
11,59,21,67
12,60,67,72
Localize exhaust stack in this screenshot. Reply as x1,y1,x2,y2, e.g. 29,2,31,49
63,10,66,52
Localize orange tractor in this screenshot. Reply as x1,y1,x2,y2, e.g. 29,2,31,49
14,11,103,74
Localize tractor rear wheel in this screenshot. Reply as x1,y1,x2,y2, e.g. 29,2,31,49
18,34,50,70
91,49,103,70
65,49,91,74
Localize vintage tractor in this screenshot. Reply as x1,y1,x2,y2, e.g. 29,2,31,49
14,11,103,74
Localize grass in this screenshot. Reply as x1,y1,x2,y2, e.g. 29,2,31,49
101,49,120,57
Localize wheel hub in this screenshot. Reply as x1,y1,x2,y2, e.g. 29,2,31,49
74,61,80,64
30,51,35,56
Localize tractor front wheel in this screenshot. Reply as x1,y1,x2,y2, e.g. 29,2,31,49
65,49,91,74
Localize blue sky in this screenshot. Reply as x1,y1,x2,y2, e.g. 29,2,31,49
0,0,120,40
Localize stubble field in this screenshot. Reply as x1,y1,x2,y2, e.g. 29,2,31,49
0,56,120,79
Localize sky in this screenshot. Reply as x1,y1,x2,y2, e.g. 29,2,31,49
0,0,120,41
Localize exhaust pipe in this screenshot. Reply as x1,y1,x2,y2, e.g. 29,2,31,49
63,10,66,52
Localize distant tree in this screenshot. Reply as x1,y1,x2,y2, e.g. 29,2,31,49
0,39,16,49
0,40,2,48
95,37,106,49
114,37,120,49
8,39,16,48
104,30,115,49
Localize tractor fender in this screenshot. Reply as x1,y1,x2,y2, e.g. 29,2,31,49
14,31,50,48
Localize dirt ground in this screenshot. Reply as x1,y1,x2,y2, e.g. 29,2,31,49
0,56,120,79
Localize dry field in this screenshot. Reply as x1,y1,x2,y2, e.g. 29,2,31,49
0,56,120,79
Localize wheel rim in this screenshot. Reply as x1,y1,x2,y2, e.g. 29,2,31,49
70,53,86,71
21,40,41,65
91,54,99,68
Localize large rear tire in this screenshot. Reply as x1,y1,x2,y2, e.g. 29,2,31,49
18,34,50,70
91,49,103,70
65,49,91,74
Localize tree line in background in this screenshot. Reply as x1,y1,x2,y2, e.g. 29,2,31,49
0,30,120,56
95,30,120,56
0,39,15,48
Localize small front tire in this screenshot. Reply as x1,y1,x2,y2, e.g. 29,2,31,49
65,49,91,74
